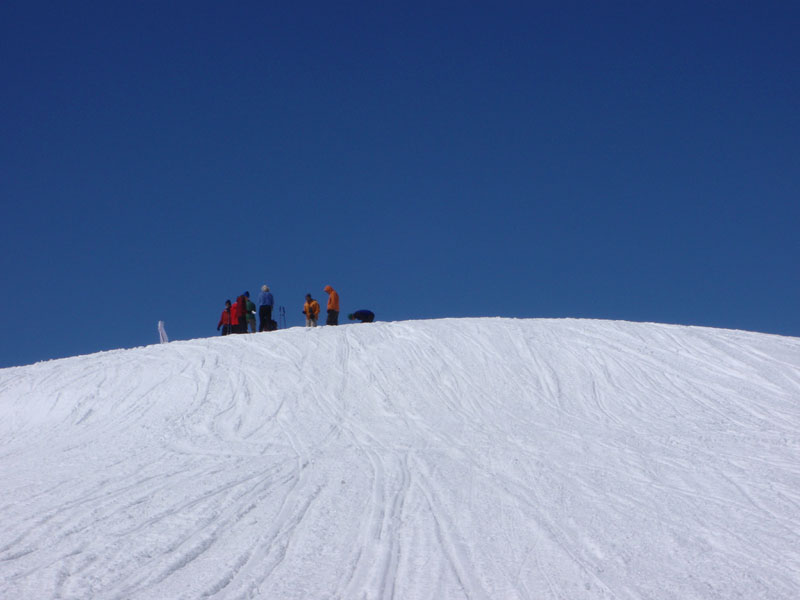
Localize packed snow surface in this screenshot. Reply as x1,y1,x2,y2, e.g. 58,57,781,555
1,318,799,599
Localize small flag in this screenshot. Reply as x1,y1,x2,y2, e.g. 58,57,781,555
158,321,169,344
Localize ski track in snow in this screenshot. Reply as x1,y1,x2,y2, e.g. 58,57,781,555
0,318,799,599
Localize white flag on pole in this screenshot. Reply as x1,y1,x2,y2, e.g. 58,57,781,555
158,321,169,344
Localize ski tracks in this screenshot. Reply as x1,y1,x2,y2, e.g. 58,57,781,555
1,319,800,599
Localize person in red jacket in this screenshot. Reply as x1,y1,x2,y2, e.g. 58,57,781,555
217,300,233,335
230,296,246,334
323,285,340,325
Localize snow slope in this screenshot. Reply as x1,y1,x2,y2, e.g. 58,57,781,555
1,318,799,599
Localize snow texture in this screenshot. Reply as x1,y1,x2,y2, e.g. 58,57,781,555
1,318,799,599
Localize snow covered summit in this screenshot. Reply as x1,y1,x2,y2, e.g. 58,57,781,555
1,318,799,599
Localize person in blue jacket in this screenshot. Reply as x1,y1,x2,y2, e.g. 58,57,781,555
258,285,275,331
348,310,375,323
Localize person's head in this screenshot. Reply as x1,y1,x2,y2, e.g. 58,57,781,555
244,291,250,298
225,300,231,308
262,284,269,292
324,285,333,293
305,294,312,301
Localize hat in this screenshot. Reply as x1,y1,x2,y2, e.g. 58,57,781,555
244,291,250,298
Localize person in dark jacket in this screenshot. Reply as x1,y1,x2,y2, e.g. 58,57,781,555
245,292,257,333
217,300,233,335
348,310,374,323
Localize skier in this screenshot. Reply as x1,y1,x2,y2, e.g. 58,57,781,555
323,285,340,326
348,310,374,323
258,285,274,332
245,292,257,333
303,294,321,328
217,300,233,335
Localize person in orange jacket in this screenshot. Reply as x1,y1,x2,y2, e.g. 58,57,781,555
323,285,340,325
303,294,321,327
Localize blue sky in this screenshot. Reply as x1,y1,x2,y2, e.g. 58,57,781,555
2,1,798,368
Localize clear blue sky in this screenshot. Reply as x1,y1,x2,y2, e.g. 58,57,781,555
2,1,798,368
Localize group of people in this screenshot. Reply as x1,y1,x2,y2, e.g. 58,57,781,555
217,286,275,335
217,284,374,335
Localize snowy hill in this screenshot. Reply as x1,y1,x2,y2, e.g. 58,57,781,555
1,318,799,599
